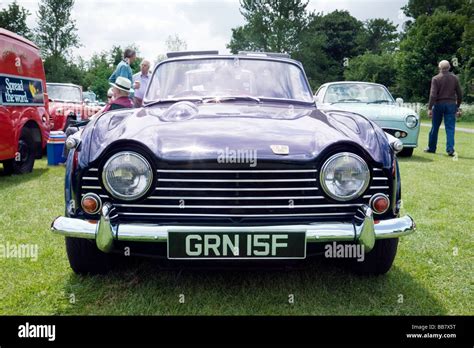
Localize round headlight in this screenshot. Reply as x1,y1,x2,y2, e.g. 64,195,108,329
320,152,370,201
405,115,418,129
102,151,153,201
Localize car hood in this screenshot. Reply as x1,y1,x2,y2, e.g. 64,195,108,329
319,103,417,122
49,101,81,113
79,103,392,167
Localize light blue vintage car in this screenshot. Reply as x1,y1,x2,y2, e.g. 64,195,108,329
315,81,420,157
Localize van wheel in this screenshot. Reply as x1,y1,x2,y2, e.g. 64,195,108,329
348,238,399,275
3,129,36,175
398,148,414,157
65,237,116,275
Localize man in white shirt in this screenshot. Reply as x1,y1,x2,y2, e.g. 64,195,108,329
132,59,151,107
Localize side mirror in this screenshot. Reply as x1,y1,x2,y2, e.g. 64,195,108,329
396,97,404,105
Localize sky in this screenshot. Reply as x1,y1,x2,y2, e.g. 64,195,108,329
1,0,409,65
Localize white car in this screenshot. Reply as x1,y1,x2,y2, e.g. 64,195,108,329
315,81,420,157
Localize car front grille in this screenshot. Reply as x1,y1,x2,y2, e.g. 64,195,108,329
80,165,392,225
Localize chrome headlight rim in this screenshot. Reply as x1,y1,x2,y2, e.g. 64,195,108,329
319,152,371,202
101,151,154,201
405,115,418,129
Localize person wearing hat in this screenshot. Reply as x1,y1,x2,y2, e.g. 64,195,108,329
105,76,133,111
89,77,133,121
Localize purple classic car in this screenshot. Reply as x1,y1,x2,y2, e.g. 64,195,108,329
51,51,415,275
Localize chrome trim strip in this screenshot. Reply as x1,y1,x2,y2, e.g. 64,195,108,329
156,169,318,173
81,194,109,198
88,168,99,172
81,186,102,190
372,177,388,181
369,186,390,190
114,203,363,209
148,195,325,200
157,178,317,183
82,177,99,181
373,168,383,172
154,187,319,191
117,212,354,217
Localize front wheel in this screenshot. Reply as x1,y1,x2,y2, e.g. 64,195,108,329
65,237,116,275
348,238,399,275
2,128,36,175
398,148,414,157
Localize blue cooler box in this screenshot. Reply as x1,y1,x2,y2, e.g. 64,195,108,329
47,131,67,165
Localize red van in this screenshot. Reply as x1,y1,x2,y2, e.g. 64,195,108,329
0,29,50,174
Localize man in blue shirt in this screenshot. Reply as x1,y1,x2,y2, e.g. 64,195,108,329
132,59,151,107
109,48,138,88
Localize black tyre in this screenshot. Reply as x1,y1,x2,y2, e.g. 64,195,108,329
398,148,414,157
3,128,36,175
65,237,116,275
349,238,399,275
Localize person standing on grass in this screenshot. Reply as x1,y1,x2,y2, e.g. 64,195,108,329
425,60,463,156
109,48,140,92
132,59,151,108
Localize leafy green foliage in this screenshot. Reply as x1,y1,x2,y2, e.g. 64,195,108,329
0,0,32,39
228,0,309,54
35,0,80,58
402,0,470,19
397,11,467,101
363,18,399,54
344,53,398,91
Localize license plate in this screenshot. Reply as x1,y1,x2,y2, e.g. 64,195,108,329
167,232,306,260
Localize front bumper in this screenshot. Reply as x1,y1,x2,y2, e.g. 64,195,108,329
51,204,415,254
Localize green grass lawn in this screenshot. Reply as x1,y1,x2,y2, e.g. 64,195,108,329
0,127,473,315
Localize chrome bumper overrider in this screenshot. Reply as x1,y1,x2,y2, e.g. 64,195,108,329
51,203,415,253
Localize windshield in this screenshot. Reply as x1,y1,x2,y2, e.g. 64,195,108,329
145,58,314,103
324,83,394,104
83,91,97,103
47,85,82,102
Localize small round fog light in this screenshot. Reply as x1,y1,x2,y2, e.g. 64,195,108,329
395,131,401,138
370,193,390,214
81,193,102,214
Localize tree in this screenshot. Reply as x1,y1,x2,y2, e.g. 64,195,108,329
166,34,188,52
227,0,309,54
402,0,469,19
299,10,367,84
0,1,31,38
35,0,80,58
344,53,398,90
397,11,467,101
364,19,399,54
457,20,474,102
156,34,188,64
82,52,114,101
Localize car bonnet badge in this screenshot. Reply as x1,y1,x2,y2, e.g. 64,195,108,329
270,145,289,155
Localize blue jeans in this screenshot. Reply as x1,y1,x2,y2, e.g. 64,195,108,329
428,103,457,153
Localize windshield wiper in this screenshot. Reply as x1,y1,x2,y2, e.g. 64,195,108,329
202,96,261,104
330,98,361,105
367,99,392,104
144,97,204,107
